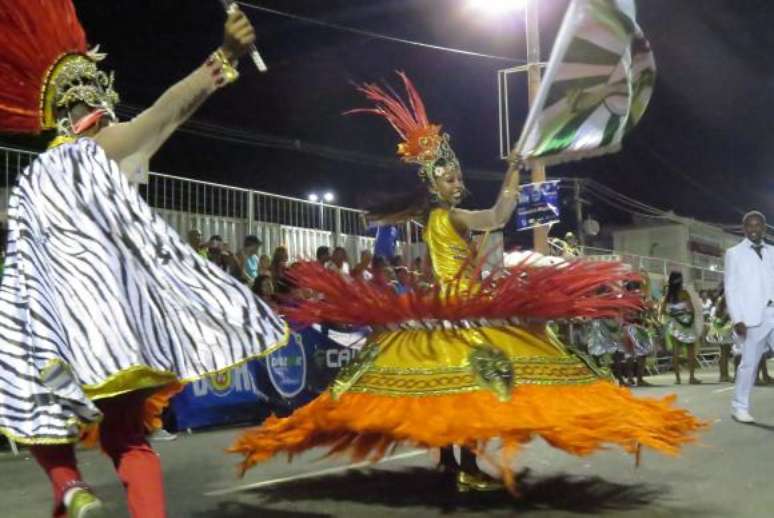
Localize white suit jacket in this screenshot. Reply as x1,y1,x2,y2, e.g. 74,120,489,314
724,239,774,328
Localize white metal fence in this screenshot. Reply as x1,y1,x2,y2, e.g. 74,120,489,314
0,145,425,263
579,246,724,290
0,146,35,218
0,144,726,285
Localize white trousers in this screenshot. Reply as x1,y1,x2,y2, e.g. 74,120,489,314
732,307,774,412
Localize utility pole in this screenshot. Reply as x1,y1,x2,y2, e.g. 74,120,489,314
525,0,548,254
574,178,584,246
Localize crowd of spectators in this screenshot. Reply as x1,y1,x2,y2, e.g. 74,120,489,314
185,230,431,311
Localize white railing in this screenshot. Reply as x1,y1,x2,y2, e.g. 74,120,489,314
0,146,36,217
579,245,724,287
0,145,424,263
1,144,722,284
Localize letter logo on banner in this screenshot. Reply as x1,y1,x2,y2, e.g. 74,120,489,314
191,364,264,398
325,348,354,368
267,331,307,398
209,371,233,395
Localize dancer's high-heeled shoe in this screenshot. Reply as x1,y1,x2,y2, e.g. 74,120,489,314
455,471,504,493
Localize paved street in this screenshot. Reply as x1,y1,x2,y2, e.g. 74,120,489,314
4,366,774,518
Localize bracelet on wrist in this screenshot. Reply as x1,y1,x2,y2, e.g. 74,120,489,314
206,49,240,87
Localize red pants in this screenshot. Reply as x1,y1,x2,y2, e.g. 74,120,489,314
30,390,166,518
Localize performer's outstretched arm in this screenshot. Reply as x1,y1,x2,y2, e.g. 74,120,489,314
94,8,255,166
451,166,520,232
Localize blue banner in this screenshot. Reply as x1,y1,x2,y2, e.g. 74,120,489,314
169,325,367,430
169,362,271,430
515,180,560,230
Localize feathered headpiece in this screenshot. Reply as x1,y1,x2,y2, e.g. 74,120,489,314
347,72,459,185
0,0,118,136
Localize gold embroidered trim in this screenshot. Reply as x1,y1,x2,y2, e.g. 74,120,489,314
345,357,598,397
331,341,380,400
367,355,589,375
0,416,89,446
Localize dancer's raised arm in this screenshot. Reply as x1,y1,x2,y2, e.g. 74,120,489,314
95,8,255,165
450,166,520,233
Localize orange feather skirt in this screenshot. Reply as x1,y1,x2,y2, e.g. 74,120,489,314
229,261,705,480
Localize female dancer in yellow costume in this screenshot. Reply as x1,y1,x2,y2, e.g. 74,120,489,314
231,73,703,492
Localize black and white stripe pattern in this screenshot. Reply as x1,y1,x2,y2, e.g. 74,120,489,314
0,139,288,444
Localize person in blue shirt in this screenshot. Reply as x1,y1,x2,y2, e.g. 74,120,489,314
236,235,262,285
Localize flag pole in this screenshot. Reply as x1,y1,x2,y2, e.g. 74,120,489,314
526,0,548,254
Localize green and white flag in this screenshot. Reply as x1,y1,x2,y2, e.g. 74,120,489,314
512,0,655,167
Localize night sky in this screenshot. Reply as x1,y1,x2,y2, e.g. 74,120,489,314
4,0,774,230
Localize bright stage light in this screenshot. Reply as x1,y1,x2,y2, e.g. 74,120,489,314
307,193,319,202
468,0,528,15
323,192,335,203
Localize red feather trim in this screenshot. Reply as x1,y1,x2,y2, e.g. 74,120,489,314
282,258,643,327
0,0,87,134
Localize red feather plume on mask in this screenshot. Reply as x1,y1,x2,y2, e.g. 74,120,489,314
0,0,88,134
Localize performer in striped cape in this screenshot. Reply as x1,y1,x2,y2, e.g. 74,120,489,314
0,2,287,517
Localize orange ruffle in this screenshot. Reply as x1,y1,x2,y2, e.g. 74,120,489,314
230,382,705,477
80,381,184,448
142,381,185,432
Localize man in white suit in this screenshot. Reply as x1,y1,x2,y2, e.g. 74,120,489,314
725,211,774,423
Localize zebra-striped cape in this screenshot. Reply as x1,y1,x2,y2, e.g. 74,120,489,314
0,139,288,444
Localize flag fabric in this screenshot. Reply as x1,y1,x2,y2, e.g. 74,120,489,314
373,225,399,260
512,0,655,168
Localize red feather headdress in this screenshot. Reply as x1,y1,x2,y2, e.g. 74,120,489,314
0,0,117,135
346,72,459,184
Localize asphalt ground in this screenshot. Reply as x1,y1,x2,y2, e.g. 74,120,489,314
4,365,774,518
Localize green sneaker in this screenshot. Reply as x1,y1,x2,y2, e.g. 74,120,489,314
67,488,106,518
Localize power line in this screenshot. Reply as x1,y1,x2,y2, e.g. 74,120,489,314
114,117,752,231
633,141,746,218
576,178,760,234
583,187,663,219
236,1,526,64
580,179,664,217
122,101,758,228
116,104,507,181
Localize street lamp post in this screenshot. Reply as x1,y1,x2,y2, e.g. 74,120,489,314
308,191,335,230
470,0,548,253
